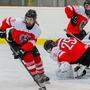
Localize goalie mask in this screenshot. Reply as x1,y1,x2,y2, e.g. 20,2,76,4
84,0,90,18
44,40,56,53
25,9,37,29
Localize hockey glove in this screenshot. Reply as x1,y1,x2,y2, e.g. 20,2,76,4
16,49,25,58
80,30,87,36
31,46,40,56
71,15,78,25
0,30,6,38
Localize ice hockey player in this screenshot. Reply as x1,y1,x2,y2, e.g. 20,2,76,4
44,37,90,79
0,9,49,85
65,0,90,40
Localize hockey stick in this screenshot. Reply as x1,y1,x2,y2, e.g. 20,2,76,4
5,39,46,90
70,33,90,50
64,28,88,42
69,33,88,45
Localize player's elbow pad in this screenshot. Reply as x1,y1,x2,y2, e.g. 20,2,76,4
0,18,12,30
21,42,34,52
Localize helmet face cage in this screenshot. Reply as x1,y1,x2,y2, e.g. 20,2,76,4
25,17,35,25
25,9,37,26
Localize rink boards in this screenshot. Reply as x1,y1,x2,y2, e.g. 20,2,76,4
0,7,89,45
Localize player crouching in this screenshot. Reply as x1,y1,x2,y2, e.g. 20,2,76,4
44,37,90,79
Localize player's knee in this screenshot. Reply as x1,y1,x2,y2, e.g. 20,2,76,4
22,52,34,62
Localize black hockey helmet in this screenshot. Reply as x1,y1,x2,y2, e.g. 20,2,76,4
44,40,56,52
25,9,37,29
84,0,90,17
25,9,37,20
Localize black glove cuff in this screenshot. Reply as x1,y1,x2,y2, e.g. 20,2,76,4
0,30,6,38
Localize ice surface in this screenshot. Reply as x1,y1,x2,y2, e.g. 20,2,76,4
0,44,90,90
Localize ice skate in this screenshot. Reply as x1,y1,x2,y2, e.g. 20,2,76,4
39,74,50,84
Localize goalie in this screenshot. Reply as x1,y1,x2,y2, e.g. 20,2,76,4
44,36,90,79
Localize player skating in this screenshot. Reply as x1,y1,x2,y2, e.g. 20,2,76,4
0,9,49,90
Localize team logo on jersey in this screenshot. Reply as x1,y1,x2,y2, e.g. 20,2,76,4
19,34,28,44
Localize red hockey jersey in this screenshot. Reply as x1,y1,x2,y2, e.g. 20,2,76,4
7,28,37,52
51,37,88,63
